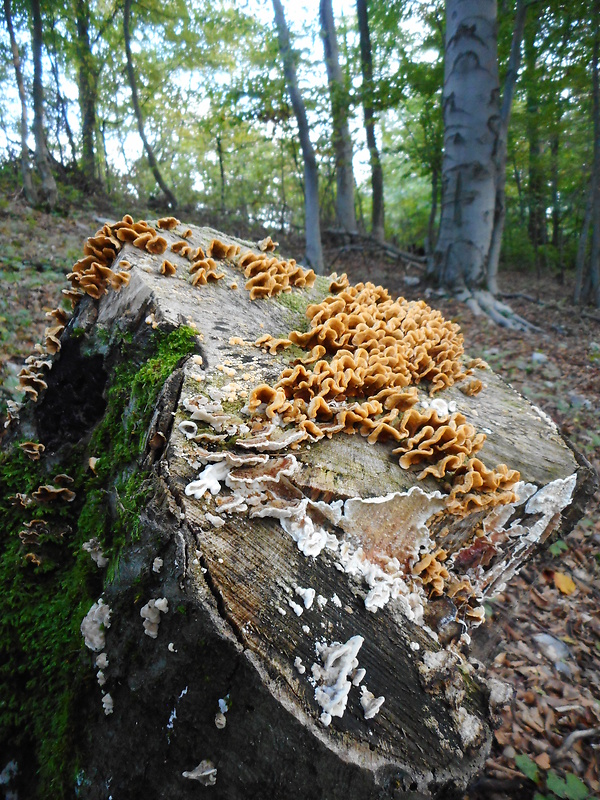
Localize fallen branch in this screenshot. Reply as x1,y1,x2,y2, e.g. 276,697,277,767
552,726,600,761
323,228,427,268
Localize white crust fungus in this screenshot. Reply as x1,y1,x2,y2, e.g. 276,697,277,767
360,685,385,720
312,635,364,726
140,597,169,638
81,599,112,652
182,760,217,785
102,693,114,715
82,538,109,568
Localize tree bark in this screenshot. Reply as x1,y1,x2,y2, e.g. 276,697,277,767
524,18,545,250
320,0,357,234
75,0,100,186
589,2,600,307
272,0,324,273
425,164,439,274
3,0,37,205
356,0,384,242
123,0,177,209
216,135,226,214
1,222,592,800
30,0,58,208
433,0,500,290
486,0,528,296
575,179,594,305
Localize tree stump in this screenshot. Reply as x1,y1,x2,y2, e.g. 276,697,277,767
0,219,594,800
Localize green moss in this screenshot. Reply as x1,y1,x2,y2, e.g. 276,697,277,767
0,325,198,799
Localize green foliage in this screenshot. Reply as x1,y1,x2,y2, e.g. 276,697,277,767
0,325,197,798
548,539,568,556
515,753,592,800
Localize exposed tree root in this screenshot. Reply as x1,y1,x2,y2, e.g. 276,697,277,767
457,289,543,332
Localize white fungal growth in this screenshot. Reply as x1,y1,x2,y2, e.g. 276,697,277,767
294,656,306,674
351,668,366,686
178,420,198,439
152,557,163,573
295,586,315,609
331,594,342,608
215,712,227,729
454,706,484,749
140,597,169,638
182,760,217,785
81,598,112,652
96,652,108,669
312,635,364,726
102,693,114,715
97,670,106,687
82,538,109,568
288,599,304,616
360,685,385,720
205,512,225,528
525,474,576,517
185,462,230,499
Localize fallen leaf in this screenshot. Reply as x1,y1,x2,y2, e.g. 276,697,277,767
534,752,551,770
554,572,576,595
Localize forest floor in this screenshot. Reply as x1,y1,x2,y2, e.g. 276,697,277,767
0,195,598,800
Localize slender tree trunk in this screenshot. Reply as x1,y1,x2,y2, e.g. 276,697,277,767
3,0,37,204
486,0,527,295
524,19,545,250
433,0,500,290
216,135,226,214
30,0,58,207
272,0,324,273
549,127,561,248
425,164,438,274
513,156,526,225
75,0,99,186
356,0,384,242
589,6,600,306
575,181,594,305
49,41,77,165
320,0,357,234
123,0,177,209
101,119,111,193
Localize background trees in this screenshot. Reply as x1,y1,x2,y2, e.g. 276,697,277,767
0,0,598,305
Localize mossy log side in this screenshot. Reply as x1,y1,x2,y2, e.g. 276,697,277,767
0,224,594,800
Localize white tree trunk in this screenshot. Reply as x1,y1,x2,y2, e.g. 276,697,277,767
434,0,500,290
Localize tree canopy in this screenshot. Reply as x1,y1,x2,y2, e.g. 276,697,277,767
0,0,598,304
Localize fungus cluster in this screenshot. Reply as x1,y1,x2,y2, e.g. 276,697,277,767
245,277,518,517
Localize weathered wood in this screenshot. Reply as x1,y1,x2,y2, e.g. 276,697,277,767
1,223,592,800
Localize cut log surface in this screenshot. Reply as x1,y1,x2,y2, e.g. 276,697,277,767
2,222,593,800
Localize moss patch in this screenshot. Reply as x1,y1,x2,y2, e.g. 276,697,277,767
0,325,197,798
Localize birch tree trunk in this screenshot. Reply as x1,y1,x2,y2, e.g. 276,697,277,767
30,0,58,208
272,0,324,274
320,0,357,234
3,0,37,205
123,0,177,210
486,0,527,296
356,0,385,243
433,0,500,290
